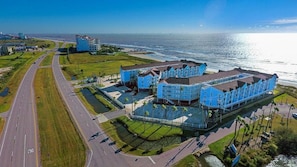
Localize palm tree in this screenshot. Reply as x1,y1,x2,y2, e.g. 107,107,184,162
153,104,157,119
133,100,138,114
144,111,149,132
287,104,295,128
124,97,129,113
233,115,243,143
265,101,276,132
162,104,167,119
269,107,279,132
179,86,184,105
142,101,147,118
171,106,178,126
241,120,249,145
182,107,188,126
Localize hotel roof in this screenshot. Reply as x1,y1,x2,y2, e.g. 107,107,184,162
121,60,205,71
165,68,277,88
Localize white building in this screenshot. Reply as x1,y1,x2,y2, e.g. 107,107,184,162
76,35,101,52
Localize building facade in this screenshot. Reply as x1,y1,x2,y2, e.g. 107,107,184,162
76,35,101,52
157,68,278,107
200,68,278,112
120,60,207,90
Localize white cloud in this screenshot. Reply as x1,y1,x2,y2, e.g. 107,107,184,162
272,18,297,25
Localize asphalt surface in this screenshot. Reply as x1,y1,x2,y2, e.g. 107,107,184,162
51,44,297,167
0,46,57,167
1,39,296,167
52,45,149,167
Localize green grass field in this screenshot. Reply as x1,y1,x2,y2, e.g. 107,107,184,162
117,116,183,140
274,93,297,107
40,52,55,66
100,116,181,156
0,39,55,49
0,51,44,112
173,154,199,167
0,52,34,68
34,68,86,167
59,52,156,80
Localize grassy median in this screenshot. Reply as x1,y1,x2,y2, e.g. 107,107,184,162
0,117,4,136
0,52,44,112
34,68,85,167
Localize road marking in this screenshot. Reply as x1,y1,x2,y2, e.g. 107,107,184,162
28,148,34,154
103,150,107,155
23,134,26,167
148,156,156,164
31,83,39,167
86,123,89,127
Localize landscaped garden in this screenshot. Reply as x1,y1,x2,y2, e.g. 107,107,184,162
100,115,184,156
174,84,297,167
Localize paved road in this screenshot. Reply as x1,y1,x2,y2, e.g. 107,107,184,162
51,43,297,167
51,45,154,167
0,44,58,167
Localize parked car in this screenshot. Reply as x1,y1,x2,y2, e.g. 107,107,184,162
292,113,297,119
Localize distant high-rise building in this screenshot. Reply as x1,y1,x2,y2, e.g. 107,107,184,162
18,33,27,39
76,35,101,52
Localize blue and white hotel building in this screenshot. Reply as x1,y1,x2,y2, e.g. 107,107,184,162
120,60,207,90
157,68,278,109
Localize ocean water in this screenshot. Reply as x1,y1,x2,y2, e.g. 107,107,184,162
32,33,297,86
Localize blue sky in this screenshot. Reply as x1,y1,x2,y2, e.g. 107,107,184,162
1,0,297,34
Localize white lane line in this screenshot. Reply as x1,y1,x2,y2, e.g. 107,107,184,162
23,134,26,167
103,150,107,155
86,123,89,127
11,151,13,162
148,156,156,164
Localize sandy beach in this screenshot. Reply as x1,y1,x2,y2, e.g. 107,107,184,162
122,47,297,88
121,47,163,62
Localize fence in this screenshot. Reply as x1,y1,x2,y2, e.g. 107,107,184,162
93,85,125,109
130,114,207,130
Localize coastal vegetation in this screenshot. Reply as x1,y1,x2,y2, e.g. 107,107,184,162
100,116,182,156
40,52,55,66
85,86,115,112
173,154,199,167
0,52,44,112
59,51,155,80
0,39,55,49
0,39,55,113
209,112,297,167
0,117,4,136
34,68,86,167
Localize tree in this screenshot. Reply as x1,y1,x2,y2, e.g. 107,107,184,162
182,107,188,126
171,106,178,126
233,115,244,144
241,120,249,145
144,111,149,132
142,101,147,118
265,101,276,132
287,104,295,128
153,104,157,119
124,97,129,113
133,100,138,114
162,104,167,119
269,107,279,132
179,86,184,105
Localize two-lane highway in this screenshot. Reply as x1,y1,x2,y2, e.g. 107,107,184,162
0,43,58,167
52,45,132,167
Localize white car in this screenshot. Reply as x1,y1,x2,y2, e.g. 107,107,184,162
292,113,297,119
